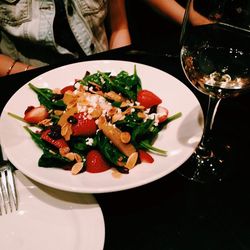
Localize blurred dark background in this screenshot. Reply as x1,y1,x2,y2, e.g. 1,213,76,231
126,0,187,56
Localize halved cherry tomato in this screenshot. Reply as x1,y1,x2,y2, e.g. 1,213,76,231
71,112,97,137
138,149,154,163
86,150,111,173
156,106,169,123
137,89,162,109
61,85,75,94
41,129,68,148
24,105,49,124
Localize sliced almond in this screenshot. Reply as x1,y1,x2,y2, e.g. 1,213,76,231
59,146,70,156
74,153,83,162
120,131,131,144
38,118,52,126
61,123,72,141
64,152,75,161
91,105,103,119
54,110,63,116
132,105,145,110
104,91,125,102
125,152,138,170
88,81,102,90
137,112,146,119
108,106,117,116
122,107,132,115
63,91,76,106
120,100,132,108
112,113,125,123
71,162,84,175
58,106,77,127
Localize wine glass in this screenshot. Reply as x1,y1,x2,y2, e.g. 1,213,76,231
178,0,250,183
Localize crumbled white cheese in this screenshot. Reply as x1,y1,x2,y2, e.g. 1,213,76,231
86,137,94,146
77,93,112,116
148,113,155,120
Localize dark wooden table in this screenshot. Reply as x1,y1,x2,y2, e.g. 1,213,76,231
1,46,250,250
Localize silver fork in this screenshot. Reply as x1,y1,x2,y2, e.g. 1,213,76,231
0,146,18,215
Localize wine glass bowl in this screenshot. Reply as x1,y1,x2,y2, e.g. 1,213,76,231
178,0,250,183
181,23,250,99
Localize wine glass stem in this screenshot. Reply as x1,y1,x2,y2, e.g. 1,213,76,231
198,96,221,154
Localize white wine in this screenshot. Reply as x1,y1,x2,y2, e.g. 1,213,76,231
181,23,250,98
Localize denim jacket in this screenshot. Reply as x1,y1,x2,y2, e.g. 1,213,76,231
0,0,109,66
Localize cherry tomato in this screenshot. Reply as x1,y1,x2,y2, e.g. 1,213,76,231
138,149,154,163
71,112,97,137
156,106,169,123
137,89,162,109
86,150,111,173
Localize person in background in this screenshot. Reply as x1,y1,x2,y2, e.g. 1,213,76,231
0,0,131,77
146,0,211,26
146,0,186,25
125,0,211,55
125,0,185,55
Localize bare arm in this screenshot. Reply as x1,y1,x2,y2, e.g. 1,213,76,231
147,0,211,26
108,0,131,49
0,54,35,77
146,0,185,25
189,0,212,26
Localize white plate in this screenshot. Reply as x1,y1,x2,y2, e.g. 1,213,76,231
0,171,105,250
0,60,203,193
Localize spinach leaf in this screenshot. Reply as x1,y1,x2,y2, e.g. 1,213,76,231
24,126,50,151
99,71,136,100
38,150,72,168
24,126,73,168
146,112,182,143
80,71,111,88
115,111,143,131
96,132,127,168
138,112,182,155
78,66,142,101
28,83,66,110
114,65,142,96
69,136,97,152
131,119,155,147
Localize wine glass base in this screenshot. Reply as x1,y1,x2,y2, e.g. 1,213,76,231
177,144,231,184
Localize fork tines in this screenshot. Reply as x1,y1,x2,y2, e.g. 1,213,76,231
0,165,18,215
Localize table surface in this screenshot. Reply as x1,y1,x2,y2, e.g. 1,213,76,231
1,46,250,250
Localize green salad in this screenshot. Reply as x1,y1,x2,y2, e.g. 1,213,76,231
9,66,181,175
